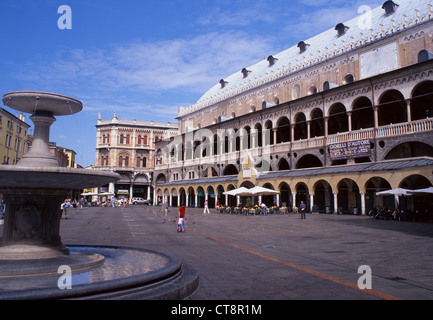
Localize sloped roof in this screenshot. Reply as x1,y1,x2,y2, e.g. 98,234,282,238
179,0,433,117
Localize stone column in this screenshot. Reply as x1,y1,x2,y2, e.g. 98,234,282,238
333,192,338,214
309,193,315,213
360,192,366,215
406,99,412,123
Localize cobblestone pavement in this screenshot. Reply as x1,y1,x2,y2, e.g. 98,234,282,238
2,205,433,300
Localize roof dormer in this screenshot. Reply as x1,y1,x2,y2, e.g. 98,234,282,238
382,1,399,16
220,79,228,89
267,55,278,67
241,68,252,78
297,41,310,54
335,23,349,37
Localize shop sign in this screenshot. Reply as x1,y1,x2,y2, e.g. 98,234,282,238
329,139,371,161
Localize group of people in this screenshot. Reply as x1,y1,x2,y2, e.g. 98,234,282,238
60,197,85,219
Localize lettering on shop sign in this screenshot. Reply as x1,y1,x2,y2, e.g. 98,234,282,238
329,139,371,161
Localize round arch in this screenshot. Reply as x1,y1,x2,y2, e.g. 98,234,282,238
337,178,360,214
313,180,334,213
264,120,274,145
179,188,186,207
352,96,374,130
223,164,238,176
295,182,309,210
365,177,392,213
187,187,195,208
278,157,290,171
207,186,216,208
378,90,407,126
310,108,324,138
278,182,292,207
261,183,276,206
276,116,291,143
400,174,433,221
385,142,433,160
296,154,323,169
411,80,433,121
328,103,348,134
294,112,307,140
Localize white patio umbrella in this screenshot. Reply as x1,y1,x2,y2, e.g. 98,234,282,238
407,187,433,195
81,192,98,196
375,188,412,196
376,188,412,209
223,187,251,196
248,186,280,196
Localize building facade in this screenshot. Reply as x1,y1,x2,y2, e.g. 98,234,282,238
94,112,179,201
153,1,433,215
0,108,30,165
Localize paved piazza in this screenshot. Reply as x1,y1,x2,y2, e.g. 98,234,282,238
2,206,433,300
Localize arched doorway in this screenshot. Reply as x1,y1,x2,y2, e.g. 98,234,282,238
207,186,215,208
179,188,186,206
197,186,205,208
400,175,433,221
365,177,392,213
313,180,333,213
296,183,309,211
188,187,195,208
279,182,291,207
216,185,225,206
337,179,360,214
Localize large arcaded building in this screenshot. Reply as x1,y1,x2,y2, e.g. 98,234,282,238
152,0,433,214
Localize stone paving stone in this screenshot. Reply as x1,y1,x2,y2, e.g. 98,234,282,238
2,205,433,300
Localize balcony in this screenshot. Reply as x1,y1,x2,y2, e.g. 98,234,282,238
154,118,433,169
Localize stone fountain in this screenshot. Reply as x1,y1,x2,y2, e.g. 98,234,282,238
0,91,198,299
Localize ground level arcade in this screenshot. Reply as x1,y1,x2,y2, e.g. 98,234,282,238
155,157,433,215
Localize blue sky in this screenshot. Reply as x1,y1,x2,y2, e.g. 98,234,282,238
0,0,380,167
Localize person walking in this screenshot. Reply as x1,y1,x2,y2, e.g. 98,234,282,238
178,205,186,232
203,200,210,214
299,201,306,219
79,197,85,210
261,202,267,216
61,198,71,219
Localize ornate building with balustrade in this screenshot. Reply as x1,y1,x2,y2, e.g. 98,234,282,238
94,112,178,200
152,0,433,214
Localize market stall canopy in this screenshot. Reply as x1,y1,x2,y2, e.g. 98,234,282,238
376,188,412,196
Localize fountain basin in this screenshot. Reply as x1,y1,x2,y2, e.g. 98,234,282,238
0,245,199,300
2,91,83,116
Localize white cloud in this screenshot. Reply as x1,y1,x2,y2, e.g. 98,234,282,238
13,31,275,102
